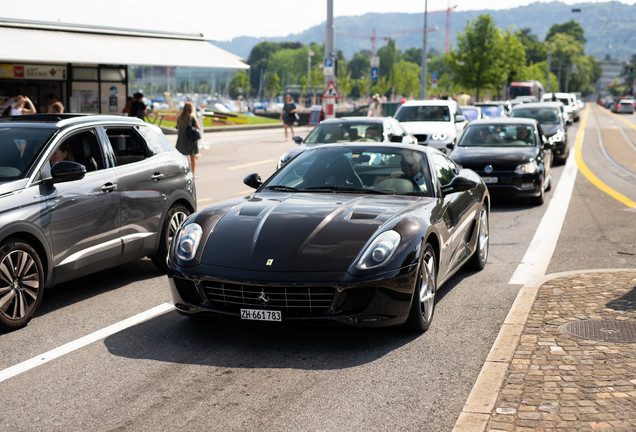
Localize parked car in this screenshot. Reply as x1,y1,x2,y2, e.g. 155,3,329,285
449,118,553,205
510,102,570,163
0,114,196,330
393,99,466,153
460,105,483,122
278,117,417,168
542,92,580,122
474,101,512,118
168,144,490,333
610,98,635,114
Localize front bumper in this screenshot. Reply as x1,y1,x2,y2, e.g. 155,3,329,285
167,264,418,328
477,171,543,199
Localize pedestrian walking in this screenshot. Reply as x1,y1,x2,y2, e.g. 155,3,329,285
280,94,298,140
367,94,382,117
130,92,147,120
175,101,201,178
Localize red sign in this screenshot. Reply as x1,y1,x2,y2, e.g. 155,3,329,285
14,65,24,78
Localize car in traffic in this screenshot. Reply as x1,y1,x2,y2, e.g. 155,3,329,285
0,114,197,330
610,98,635,114
510,102,570,163
542,92,580,122
459,105,483,122
167,144,490,333
393,99,467,153
449,118,553,205
278,117,417,168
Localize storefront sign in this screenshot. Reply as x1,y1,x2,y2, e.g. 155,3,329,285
0,64,67,80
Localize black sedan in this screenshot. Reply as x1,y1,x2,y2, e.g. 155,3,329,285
168,144,489,332
510,102,570,163
278,117,417,168
449,118,553,205
0,114,196,330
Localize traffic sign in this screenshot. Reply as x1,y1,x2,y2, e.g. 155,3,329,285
322,80,341,99
371,67,379,82
323,57,335,76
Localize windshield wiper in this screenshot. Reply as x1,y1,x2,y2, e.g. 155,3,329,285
302,186,389,194
264,185,298,192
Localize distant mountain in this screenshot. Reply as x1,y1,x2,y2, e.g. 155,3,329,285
213,1,636,62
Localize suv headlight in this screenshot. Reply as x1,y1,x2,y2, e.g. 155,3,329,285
356,230,401,270
514,160,538,175
175,223,203,261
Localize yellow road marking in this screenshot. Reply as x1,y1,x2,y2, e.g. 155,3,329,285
575,107,636,208
228,159,275,170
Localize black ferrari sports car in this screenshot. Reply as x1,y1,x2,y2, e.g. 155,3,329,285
167,144,490,332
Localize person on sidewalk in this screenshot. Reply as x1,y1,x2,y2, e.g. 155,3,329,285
280,94,298,140
175,101,201,178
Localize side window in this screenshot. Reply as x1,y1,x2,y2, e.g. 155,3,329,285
105,127,150,166
57,130,103,172
137,125,173,153
431,152,458,187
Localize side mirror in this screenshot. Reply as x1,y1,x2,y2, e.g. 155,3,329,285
455,114,466,123
47,161,86,184
243,173,262,189
446,142,455,151
293,136,303,144
441,175,478,196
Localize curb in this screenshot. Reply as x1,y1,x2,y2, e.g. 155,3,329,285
160,122,285,135
452,268,636,432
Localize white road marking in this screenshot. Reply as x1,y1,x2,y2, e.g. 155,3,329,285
0,302,174,383
508,145,579,285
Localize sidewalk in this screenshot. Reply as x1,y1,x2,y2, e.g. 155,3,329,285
454,269,636,431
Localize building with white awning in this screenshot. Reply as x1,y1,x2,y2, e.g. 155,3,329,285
0,18,249,114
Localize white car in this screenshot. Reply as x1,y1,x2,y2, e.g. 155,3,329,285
542,92,579,122
394,99,466,154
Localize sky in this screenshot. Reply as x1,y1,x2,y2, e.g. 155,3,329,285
1,0,635,41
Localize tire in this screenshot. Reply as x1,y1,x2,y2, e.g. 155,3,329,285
0,240,45,331
405,243,437,333
152,204,191,272
467,207,489,270
531,182,545,205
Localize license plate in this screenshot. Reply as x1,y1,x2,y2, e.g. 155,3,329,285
482,176,498,184
240,309,282,322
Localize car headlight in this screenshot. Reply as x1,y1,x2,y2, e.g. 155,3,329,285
175,223,203,261
548,130,564,143
431,132,448,141
514,160,538,175
356,230,401,270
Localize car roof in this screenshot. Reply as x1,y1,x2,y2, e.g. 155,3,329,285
0,114,146,129
308,141,436,154
464,117,538,126
318,116,388,124
399,99,458,107
512,102,564,109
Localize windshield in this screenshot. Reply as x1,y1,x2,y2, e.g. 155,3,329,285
395,105,450,122
0,127,55,179
511,108,559,125
303,122,384,144
479,106,504,117
461,107,479,121
457,124,536,147
265,145,433,196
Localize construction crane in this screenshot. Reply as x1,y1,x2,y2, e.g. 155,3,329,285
335,28,391,56
389,5,456,53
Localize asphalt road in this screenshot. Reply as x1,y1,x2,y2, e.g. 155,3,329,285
1,106,634,431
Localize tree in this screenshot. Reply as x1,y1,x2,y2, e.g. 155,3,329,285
348,52,371,79
229,70,250,99
516,28,547,65
267,72,281,99
546,20,586,45
448,14,504,101
549,33,584,92
390,60,420,99
494,29,527,98
377,39,398,78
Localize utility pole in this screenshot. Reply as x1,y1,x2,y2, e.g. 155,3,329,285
324,0,338,118
420,0,429,100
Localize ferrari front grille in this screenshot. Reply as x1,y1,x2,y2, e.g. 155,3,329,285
201,281,336,316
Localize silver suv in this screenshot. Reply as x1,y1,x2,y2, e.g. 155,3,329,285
0,114,196,330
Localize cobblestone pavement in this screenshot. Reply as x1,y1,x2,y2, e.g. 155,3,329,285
455,270,636,431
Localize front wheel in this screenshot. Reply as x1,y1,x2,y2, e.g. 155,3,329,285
467,207,489,270
0,240,45,331
152,204,191,272
405,243,437,333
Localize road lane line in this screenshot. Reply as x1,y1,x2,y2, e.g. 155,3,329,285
508,111,583,285
577,108,636,208
0,302,173,383
228,159,275,170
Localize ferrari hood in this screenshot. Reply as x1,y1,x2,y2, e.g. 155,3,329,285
200,193,424,272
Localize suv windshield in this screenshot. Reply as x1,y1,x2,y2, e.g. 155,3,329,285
395,106,450,122
0,127,55,179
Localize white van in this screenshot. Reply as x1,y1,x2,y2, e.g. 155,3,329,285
542,92,579,122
